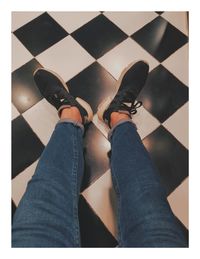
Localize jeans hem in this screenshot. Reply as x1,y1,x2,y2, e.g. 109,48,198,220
57,119,84,133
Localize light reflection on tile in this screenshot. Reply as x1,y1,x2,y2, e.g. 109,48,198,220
12,58,43,113
81,123,111,191
138,65,188,123
131,16,188,62
161,12,188,36
98,38,159,80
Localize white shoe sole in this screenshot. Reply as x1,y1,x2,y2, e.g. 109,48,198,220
34,67,93,123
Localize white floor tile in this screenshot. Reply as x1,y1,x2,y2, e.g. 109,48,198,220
132,106,160,139
12,160,38,206
12,104,20,120
82,170,118,238
12,34,33,72
22,99,59,145
161,12,188,36
104,12,158,36
93,106,160,141
12,12,44,32
92,114,110,139
168,177,189,228
163,102,188,149
98,38,159,80
162,43,188,86
48,12,100,33
36,35,95,82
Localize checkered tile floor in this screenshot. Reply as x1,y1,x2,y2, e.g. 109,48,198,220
12,11,189,247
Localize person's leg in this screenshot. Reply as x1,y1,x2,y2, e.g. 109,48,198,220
109,116,187,247
98,61,188,247
12,69,93,247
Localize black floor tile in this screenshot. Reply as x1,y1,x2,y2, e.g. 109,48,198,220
142,126,188,195
138,65,188,123
81,123,110,191
12,59,43,114
131,16,188,62
155,11,164,15
79,195,118,247
67,62,116,113
71,14,128,59
12,200,17,221
12,116,44,179
174,216,189,245
13,12,68,56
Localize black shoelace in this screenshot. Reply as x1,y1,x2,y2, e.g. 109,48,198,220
114,90,142,115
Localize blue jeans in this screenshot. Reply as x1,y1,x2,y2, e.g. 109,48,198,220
12,120,187,247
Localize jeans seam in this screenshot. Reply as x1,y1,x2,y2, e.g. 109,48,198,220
71,128,81,247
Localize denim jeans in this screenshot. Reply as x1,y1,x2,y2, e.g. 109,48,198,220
12,120,187,247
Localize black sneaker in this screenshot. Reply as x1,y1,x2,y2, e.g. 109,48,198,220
33,68,93,124
97,60,149,127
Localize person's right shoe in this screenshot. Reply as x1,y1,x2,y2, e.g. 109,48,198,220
33,68,93,124
97,60,149,128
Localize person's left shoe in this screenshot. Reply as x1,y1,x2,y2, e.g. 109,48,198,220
97,60,149,128
33,68,93,124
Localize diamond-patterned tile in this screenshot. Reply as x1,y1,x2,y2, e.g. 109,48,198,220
12,58,43,114
143,126,188,195
12,34,33,72
71,14,128,59
167,177,189,228
131,16,188,62
23,99,59,145
138,65,188,123
12,104,20,120
132,106,160,139
11,11,189,247
48,12,100,33
12,116,44,179
163,102,188,149
81,123,111,191
82,170,118,238
67,62,116,113
12,160,38,206
13,12,68,56
162,43,189,85
12,12,44,32
36,35,95,82
104,11,158,36
79,195,118,247
93,106,160,141
155,12,164,15
161,12,188,36
98,38,159,80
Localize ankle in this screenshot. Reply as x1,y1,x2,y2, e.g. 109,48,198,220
110,112,130,128
60,106,82,123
